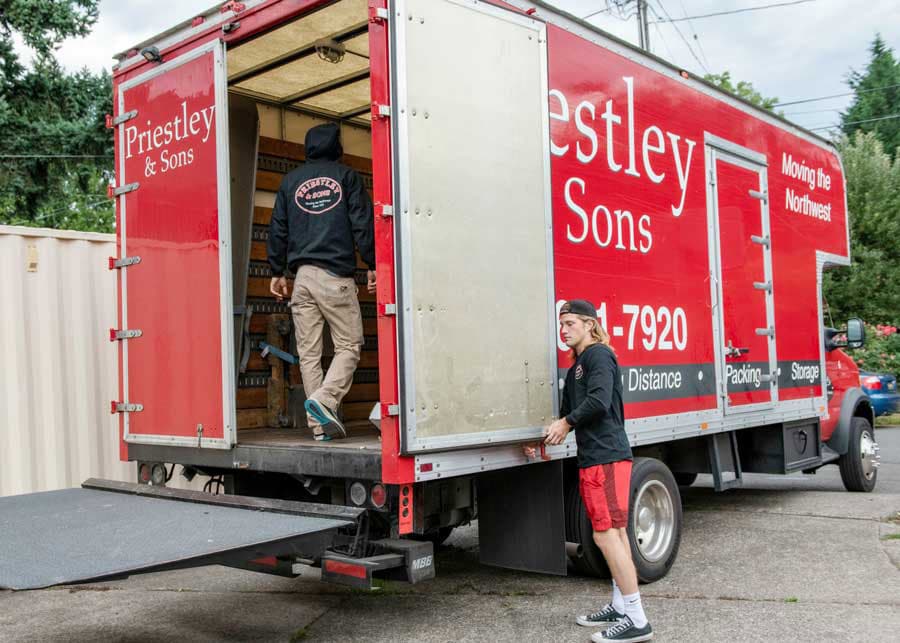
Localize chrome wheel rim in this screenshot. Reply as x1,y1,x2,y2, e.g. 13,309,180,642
860,430,878,480
633,479,675,563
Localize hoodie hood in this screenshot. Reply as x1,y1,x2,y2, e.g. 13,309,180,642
305,123,343,161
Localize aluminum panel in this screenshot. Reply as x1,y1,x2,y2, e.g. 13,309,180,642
395,0,553,451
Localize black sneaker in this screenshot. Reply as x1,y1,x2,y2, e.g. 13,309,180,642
576,603,625,627
591,616,653,643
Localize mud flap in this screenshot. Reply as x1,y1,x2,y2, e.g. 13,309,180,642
477,460,567,575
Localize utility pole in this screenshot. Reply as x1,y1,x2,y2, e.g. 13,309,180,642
636,0,651,52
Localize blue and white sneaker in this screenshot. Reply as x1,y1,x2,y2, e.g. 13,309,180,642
304,399,347,439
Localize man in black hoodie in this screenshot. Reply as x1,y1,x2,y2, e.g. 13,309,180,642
267,123,375,440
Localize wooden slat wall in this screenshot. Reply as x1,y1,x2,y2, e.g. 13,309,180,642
237,136,378,430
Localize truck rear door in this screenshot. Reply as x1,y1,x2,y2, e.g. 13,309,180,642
391,0,556,453
114,40,236,448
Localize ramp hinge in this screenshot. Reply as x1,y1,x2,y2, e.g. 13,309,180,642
753,281,772,293
110,328,142,341
749,189,768,202
378,203,394,218
755,327,775,337
108,182,139,198
750,235,770,248
380,303,397,316
109,255,141,270
111,401,143,413
371,103,391,119
106,110,138,129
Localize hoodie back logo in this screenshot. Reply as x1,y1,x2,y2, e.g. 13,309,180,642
295,177,342,214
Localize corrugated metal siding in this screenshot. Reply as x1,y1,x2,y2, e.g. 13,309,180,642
0,226,131,496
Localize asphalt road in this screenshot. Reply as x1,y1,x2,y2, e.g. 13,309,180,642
2,427,899,643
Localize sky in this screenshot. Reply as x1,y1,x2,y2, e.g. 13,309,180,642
14,0,900,133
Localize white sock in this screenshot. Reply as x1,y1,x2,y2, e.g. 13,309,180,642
623,592,648,628
611,580,625,613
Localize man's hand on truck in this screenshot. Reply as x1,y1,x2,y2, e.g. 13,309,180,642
544,417,571,445
270,276,289,301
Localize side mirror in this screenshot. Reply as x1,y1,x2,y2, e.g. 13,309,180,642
846,318,865,349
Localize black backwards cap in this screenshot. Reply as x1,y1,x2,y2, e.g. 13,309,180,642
560,299,597,318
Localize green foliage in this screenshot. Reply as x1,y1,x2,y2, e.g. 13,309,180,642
823,132,900,326
842,35,900,156
853,323,900,377
0,0,113,233
703,71,779,111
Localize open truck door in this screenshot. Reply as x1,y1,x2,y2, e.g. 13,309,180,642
390,0,566,575
113,40,237,449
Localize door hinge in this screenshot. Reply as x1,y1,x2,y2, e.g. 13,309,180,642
109,255,141,270
111,401,143,413
108,182,139,198
220,1,246,14
750,235,770,248
371,103,391,119
377,203,394,218
749,189,768,202
106,110,138,129
368,1,389,23
379,303,397,316
110,328,143,341
753,281,772,293
382,403,400,417
755,327,775,337
759,374,776,384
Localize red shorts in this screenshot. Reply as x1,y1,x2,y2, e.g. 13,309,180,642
579,460,633,532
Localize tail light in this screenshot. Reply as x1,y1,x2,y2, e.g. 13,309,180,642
349,482,367,506
370,483,387,508
862,376,882,390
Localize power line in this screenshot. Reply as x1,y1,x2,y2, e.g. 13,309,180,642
809,113,900,131
774,82,900,107
676,0,711,71
651,1,709,74
650,0,816,24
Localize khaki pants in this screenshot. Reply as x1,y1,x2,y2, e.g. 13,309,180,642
290,265,363,428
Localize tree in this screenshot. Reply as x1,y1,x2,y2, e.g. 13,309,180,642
0,0,114,232
703,71,779,111
823,132,900,325
842,35,900,156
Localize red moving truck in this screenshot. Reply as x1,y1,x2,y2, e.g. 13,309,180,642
0,0,880,591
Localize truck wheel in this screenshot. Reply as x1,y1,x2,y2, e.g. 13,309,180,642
564,476,610,578
673,472,698,487
628,458,682,583
839,417,878,492
411,526,454,547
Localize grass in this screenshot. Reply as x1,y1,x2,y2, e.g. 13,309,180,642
876,413,900,427
784,597,799,603
882,534,900,541
289,628,308,641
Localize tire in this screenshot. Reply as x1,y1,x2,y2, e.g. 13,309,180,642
838,417,878,492
673,472,698,487
411,526,454,547
628,458,682,582
564,458,683,583
565,474,610,577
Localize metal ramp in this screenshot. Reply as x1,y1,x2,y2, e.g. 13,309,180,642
0,479,362,591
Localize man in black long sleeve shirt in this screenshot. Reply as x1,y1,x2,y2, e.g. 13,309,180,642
267,123,375,440
541,300,652,643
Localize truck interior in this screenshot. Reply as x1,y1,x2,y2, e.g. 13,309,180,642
224,0,381,454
